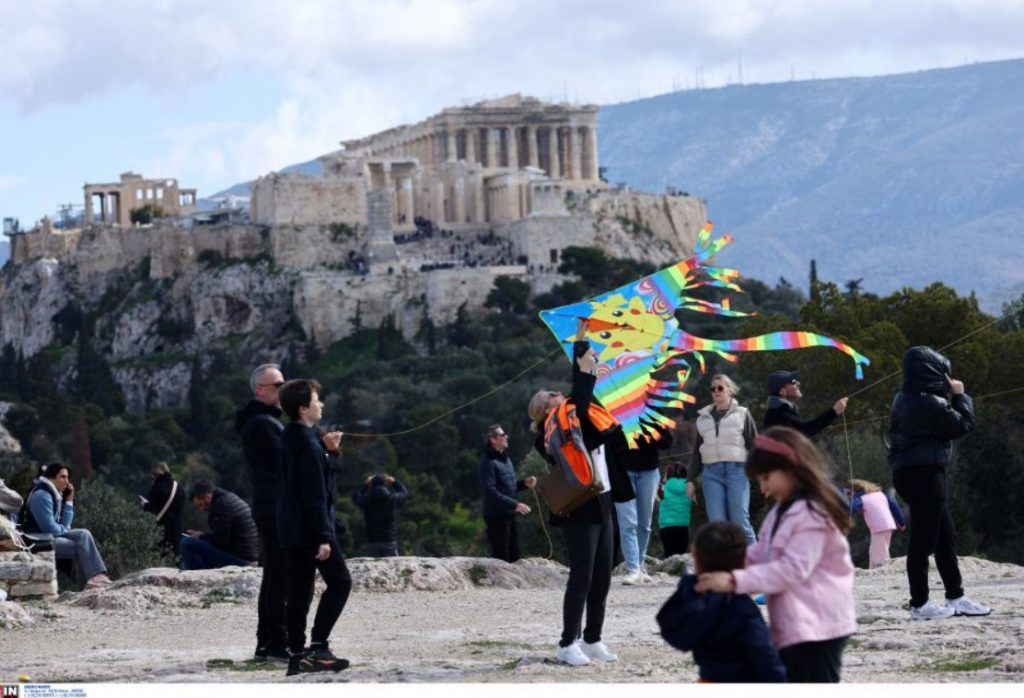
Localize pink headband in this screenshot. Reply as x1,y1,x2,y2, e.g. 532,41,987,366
752,434,798,464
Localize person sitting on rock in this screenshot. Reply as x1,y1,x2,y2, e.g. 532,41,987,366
22,462,111,589
180,480,259,570
352,474,409,557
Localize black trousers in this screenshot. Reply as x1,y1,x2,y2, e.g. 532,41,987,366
484,516,520,563
285,538,353,654
779,635,849,683
893,465,964,608
560,493,614,647
254,509,289,650
659,525,690,557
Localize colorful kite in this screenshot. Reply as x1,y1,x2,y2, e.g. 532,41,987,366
539,222,870,447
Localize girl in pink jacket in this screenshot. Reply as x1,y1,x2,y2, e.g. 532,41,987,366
848,479,906,569
696,427,856,683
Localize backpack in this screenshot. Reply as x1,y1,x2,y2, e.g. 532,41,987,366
537,401,619,516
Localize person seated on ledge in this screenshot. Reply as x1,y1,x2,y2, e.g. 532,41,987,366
23,462,111,589
180,479,259,570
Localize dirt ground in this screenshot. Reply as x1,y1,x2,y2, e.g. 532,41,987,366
2,556,1023,683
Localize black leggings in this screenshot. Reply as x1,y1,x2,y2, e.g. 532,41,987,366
893,465,964,608
285,538,352,654
659,526,690,557
484,516,520,563
560,495,614,647
779,635,849,683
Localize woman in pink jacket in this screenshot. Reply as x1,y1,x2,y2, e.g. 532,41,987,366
696,427,856,683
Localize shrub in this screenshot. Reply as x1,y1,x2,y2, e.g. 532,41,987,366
73,476,176,578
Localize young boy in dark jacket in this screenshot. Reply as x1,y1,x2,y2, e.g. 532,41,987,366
656,522,785,683
277,378,352,676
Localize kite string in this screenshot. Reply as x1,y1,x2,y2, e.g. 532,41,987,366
342,347,564,438
531,488,555,560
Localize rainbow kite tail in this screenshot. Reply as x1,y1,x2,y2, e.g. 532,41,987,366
683,331,871,380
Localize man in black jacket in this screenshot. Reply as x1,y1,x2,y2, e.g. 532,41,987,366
478,424,536,563
889,346,990,620
277,378,351,676
763,369,848,436
236,363,289,661
352,474,409,557
180,480,259,570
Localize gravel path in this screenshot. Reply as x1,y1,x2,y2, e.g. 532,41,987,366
2,556,1023,683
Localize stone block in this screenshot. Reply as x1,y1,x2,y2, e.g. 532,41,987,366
8,578,58,598
0,561,33,580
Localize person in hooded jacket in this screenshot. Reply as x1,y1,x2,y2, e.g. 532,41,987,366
657,521,785,682
888,346,991,620
352,474,409,557
140,462,185,553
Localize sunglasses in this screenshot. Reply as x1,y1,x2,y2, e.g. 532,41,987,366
260,381,285,389
710,385,727,393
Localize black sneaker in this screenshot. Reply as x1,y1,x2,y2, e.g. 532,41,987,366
285,646,350,676
254,644,290,663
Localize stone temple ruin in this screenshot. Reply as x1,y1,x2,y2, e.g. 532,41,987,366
1,96,706,409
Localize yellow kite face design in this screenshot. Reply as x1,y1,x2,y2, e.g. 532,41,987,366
586,294,666,361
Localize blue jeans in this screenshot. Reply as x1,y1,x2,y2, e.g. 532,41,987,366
179,536,253,570
54,528,107,583
702,461,756,544
614,469,661,572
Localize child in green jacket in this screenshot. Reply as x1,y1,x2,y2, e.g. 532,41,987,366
658,465,692,556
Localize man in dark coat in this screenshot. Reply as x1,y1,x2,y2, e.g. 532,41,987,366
277,378,351,676
352,474,409,557
763,369,848,436
180,480,259,569
140,462,184,553
888,346,990,620
478,424,536,563
235,362,289,661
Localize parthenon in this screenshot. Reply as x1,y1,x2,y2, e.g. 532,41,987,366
250,95,603,228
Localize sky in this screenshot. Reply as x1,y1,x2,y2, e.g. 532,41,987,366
2,0,1023,227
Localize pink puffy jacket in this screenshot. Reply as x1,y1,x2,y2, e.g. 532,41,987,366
732,499,856,649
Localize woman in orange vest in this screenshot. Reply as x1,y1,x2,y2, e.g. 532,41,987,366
528,320,636,668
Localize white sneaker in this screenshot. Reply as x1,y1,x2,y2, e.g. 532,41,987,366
622,570,643,586
910,600,956,620
946,596,992,617
640,571,653,584
580,641,617,662
555,641,591,666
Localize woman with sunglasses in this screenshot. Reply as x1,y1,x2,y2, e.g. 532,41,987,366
686,374,758,544
527,320,635,667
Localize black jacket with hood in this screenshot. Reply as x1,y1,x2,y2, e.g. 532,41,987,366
235,400,285,514
203,487,259,562
352,477,409,543
277,421,344,549
762,396,837,437
888,346,975,470
656,574,786,683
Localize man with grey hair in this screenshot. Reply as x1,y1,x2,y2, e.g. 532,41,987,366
235,362,289,662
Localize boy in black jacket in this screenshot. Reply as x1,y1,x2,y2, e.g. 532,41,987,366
656,522,785,683
277,378,351,676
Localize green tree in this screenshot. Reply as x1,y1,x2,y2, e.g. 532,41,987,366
485,275,531,314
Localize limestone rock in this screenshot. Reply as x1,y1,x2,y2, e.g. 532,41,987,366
0,600,36,627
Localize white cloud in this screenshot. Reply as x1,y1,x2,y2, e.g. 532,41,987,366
0,175,24,192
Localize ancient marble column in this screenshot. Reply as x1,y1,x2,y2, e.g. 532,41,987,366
570,128,583,180
446,130,457,163
507,127,519,170
584,127,599,180
401,177,414,224
454,178,466,223
526,125,539,168
465,128,477,164
547,127,560,178
486,128,498,169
